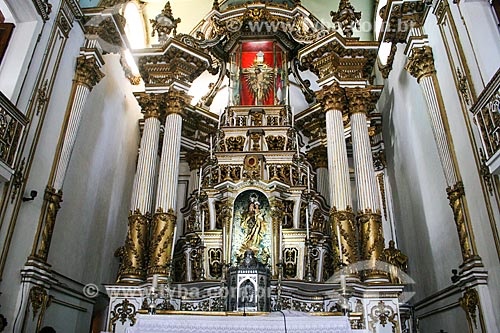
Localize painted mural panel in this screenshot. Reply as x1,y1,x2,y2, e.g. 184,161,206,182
231,190,272,265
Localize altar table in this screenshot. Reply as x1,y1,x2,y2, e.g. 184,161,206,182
125,311,359,333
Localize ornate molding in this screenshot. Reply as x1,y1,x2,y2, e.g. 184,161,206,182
459,288,479,330
446,181,474,261
36,186,63,261
150,1,181,44
137,39,211,89
32,0,52,21
378,0,427,43
117,211,149,282
148,209,177,276
330,207,358,265
109,299,137,330
307,146,328,169
134,93,164,120
378,43,398,79
368,301,399,332
330,0,361,38
405,45,436,82
316,82,348,114
74,56,105,89
346,87,378,116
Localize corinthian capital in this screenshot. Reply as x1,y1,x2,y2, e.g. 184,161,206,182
346,87,375,115
165,89,192,116
134,93,164,119
316,82,347,114
405,46,436,82
74,56,105,89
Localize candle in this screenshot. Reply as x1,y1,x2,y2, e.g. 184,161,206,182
223,223,226,261
305,207,310,239
201,211,205,241
279,220,283,262
340,273,346,290
198,166,202,196
210,135,213,159
152,274,159,290
171,225,177,262
295,133,300,156
307,166,310,193
337,224,343,263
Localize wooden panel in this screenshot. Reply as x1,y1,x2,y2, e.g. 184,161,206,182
0,23,14,64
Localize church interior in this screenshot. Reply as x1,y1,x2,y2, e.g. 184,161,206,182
0,0,499,332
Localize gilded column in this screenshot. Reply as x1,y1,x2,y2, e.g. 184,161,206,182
348,87,385,279
406,45,475,262
32,53,104,262
317,83,358,266
148,90,191,278
117,93,162,283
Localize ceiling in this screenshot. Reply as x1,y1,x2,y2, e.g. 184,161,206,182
81,0,377,41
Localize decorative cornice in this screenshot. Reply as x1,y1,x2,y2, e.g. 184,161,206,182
378,0,427,43
378,43,398,79
298,34,379,86
316,82,347,114
405,45,436,82
74,55,105,89
84,12,126,53
136,39,212,89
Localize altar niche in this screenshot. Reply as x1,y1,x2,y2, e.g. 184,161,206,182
230,189,272,266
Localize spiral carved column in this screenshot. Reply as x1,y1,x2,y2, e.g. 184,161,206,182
31,53,104,263
406,45,476,262
148,90,191,279
117,93,163,283
317,83,358,266
348,87,385,281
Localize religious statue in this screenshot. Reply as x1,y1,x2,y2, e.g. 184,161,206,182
383,240,408,283
243,51,274,105
241,193,266,252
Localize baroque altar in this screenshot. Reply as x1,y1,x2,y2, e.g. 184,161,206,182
105,1,411,333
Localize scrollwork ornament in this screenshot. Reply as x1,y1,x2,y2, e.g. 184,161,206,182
37,186,63,261
368,301,398,332
330,207,358,265
148,209,177,276
109,299,137,330
117,210,149,282
459,288,479,329
446,181,473,261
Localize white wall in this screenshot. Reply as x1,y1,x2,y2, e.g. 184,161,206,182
50,53,141,286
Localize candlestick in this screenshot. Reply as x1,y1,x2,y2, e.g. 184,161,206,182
201,211,205,241
337,224,343,263
223,223,226,260
210,135,213,159
305,207,310,239
171,225,177,262
198,166,203,196
279,220,283,262
307,166,310,193
152,274,159,290
295,133,300,156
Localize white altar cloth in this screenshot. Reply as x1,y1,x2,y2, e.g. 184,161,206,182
126,311,353,333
